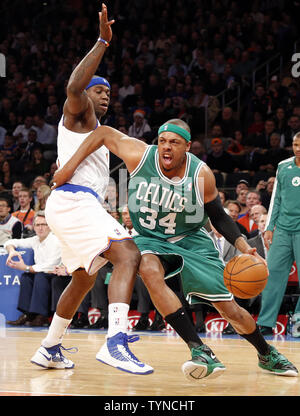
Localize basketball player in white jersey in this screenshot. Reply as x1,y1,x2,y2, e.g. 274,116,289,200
30,3,153,375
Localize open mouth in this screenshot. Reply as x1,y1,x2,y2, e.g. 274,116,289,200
162,154,173,166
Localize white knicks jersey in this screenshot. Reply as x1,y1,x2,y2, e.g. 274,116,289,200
56,117,109,200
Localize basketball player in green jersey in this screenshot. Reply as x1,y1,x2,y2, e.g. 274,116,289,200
257,133,300,332
52,119,298,380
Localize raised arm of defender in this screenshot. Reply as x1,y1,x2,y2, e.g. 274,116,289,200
65,4,114,117
52,125,147,188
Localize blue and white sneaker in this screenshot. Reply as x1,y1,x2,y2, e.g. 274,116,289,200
31,344,77,369
96,332,153,375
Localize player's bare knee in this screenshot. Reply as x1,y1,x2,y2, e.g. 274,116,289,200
116,247,140,273
139,256,157,279
139,259,164,290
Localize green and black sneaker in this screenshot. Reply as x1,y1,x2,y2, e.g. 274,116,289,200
258,345,298,377
182,344,226,381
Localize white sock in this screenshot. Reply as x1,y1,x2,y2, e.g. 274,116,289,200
107,303,129,337
41,313,72,348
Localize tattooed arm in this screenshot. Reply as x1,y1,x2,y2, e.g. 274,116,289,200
64,3,114,119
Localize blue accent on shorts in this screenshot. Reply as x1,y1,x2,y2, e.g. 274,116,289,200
55,183,99,199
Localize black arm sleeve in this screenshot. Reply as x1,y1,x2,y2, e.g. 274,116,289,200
204,195,242,246
12,221,22,239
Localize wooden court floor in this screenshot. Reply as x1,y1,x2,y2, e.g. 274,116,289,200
1,327,300,397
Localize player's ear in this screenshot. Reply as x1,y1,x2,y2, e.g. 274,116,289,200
186,141,191,152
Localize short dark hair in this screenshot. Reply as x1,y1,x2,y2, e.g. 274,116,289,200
224,199,241,212
0,197,9,206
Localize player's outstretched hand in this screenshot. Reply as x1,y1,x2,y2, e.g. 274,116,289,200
99,3,115,43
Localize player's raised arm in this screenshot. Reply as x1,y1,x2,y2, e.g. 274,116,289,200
52,125,147,188
65,3,114,116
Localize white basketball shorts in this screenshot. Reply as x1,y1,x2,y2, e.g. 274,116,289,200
45,187,131,275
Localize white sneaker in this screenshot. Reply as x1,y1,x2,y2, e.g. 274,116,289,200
31,344,76,369
96,332,153,375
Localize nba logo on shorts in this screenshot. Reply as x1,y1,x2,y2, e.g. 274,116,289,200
114,228,121,236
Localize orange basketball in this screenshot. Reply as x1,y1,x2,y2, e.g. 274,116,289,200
223,254,269,299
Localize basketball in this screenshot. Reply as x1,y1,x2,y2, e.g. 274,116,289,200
223,254,269,299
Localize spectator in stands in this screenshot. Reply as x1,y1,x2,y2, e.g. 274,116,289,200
258,132,289,174
17,128,39,163
247,111,265,136
251,118,277,149
0,125,7,147
237,190,262,233
148,99,168,131
128,109,151,139
0,160,16,190
45,103,60,127
30,176,48,205
0,134,17,162
207,138,237,174
274,107,288,136
43,162,57,185
105,101,125,128
17,93,40,118
232,179,250,199
283,114,300,149
256,176,275,210
34,184,51,211
248,213,268,259
235,186,248,215
236,138,265,177
189,140,208,162
218,190,227,206
248,84,270,118
5,211,61,327
29,146,50,177
104,180,119,213
209,220,243,263
12,188,35,236
217,106,241,139
13,116,35,144
118,75,135,103
248,204,268,238
227,129,245,156
0,197,22,245
32,114,57,152
205,71,225,96
233,50,257,81
224,199,250,238
11,181,24,211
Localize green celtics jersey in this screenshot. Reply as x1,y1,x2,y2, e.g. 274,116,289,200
128,145,208,240
266,156,300,232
